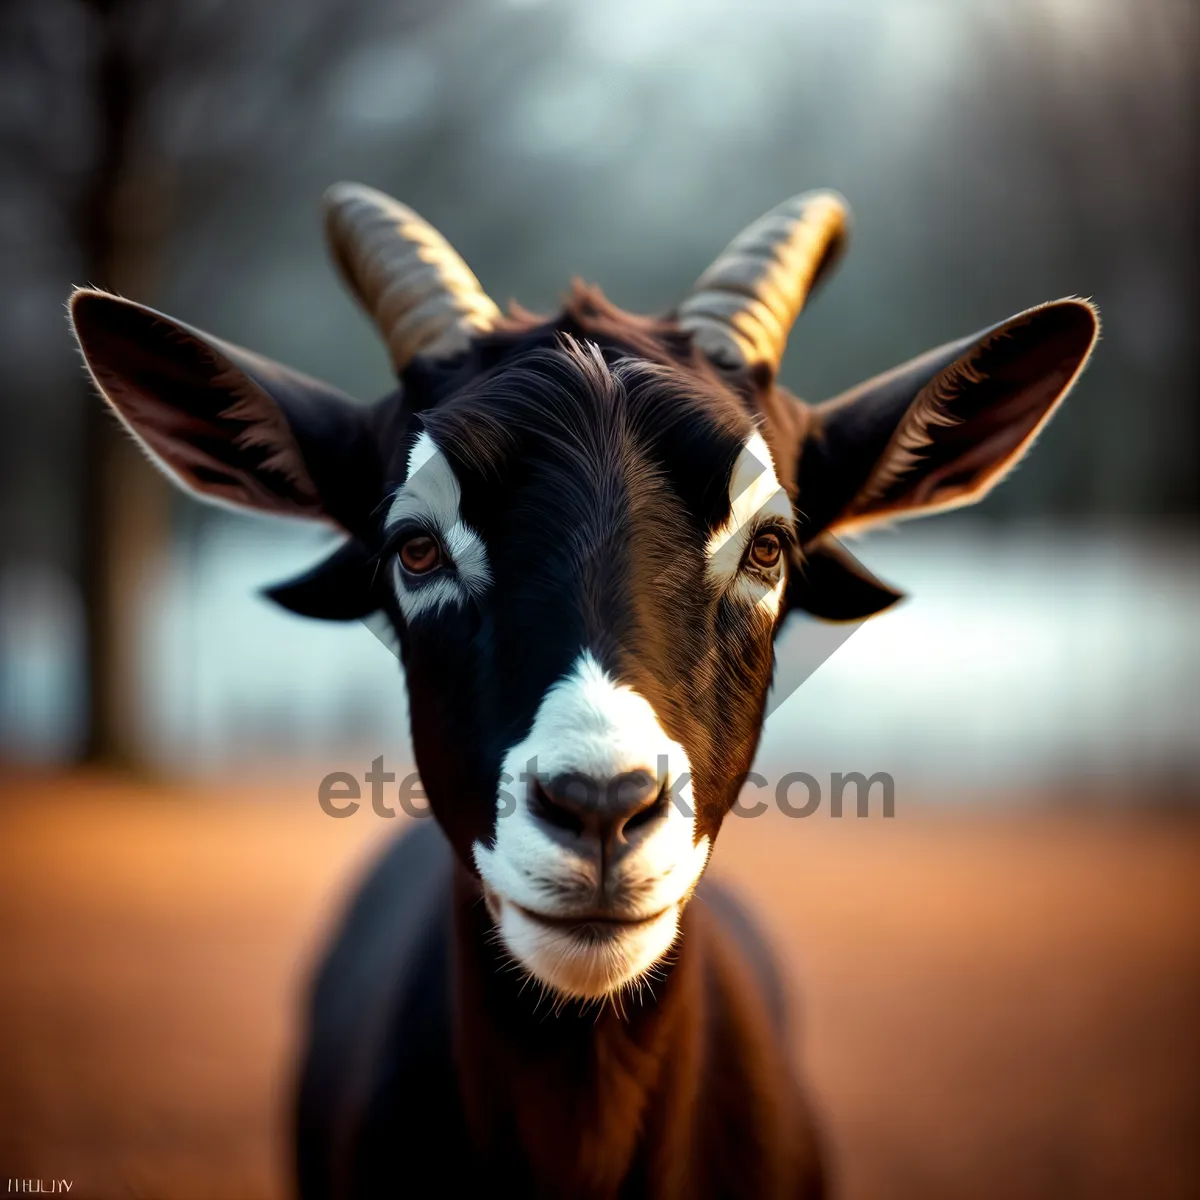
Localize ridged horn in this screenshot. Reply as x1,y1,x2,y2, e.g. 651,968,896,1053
323,182,502,372
677,190,851,372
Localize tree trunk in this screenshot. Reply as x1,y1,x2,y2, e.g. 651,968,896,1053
78,0,170,768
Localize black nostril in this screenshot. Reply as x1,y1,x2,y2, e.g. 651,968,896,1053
529,776,587,836
622,781,666,834
530,769,663,845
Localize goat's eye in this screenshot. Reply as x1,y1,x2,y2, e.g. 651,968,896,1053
398,535,441,575
748,531,782,571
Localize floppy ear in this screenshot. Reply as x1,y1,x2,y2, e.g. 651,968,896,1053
70,287,389,621
784,298,1098,621
69,288,383,534
795,298,1099,539
785,535,904,622
262,537,382,621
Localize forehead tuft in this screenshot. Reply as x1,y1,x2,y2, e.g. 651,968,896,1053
420,336,753,488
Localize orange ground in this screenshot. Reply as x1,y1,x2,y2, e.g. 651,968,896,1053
0,774,1197,1199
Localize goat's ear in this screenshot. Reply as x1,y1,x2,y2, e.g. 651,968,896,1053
786,535,904,621
263,538,382,621
69,288,382,534
794,299,1099,540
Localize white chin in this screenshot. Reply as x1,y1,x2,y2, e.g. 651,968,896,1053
493,899,682,1001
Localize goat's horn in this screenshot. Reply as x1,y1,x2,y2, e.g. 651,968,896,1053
323,182,502,372
677,190,851,372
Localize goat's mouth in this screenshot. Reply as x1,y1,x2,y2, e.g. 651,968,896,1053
510,901,672,942
481,886,683,999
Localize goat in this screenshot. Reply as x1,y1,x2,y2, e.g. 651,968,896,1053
69,183,1098,1198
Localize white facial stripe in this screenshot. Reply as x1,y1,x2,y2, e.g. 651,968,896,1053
730,571,787,620
389,561,466,619
705,432,793,586
387,432,491,618
474,651,710,1001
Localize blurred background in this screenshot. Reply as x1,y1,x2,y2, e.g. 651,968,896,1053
0,1,1197,1198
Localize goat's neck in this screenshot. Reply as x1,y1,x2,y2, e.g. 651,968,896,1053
450,863,707,1196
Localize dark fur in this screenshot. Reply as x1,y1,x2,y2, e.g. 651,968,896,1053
401,329,781,856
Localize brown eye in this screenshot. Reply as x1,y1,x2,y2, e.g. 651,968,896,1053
749,531,782,571
398,535,441,574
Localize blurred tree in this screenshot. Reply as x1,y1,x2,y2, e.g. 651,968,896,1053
75,0,171,768
4,0,445,765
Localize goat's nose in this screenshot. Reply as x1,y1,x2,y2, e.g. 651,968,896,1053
530,769,664,848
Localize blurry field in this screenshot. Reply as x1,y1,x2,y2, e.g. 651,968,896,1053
0,775,1198,1200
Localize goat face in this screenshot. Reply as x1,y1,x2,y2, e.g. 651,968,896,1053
69,185,1098,1001
389,336,798,999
